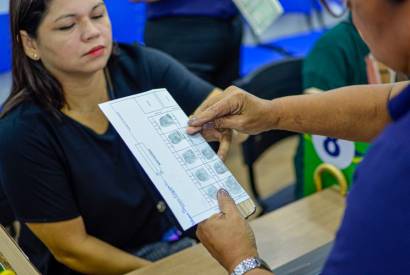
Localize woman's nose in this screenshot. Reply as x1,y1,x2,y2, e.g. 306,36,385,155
80,18,101,41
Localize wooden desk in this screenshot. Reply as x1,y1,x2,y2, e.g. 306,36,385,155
127,189,345,275
0,226,40,275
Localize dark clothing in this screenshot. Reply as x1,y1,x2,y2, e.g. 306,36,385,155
295,18,370,197
0,186,14,226
144,16,242,89
147,0,238,19
0,44,213,275
322,84,410,274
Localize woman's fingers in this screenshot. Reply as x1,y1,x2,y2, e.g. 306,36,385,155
217,130,232,160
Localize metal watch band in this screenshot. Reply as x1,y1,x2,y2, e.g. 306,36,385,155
231,257,272,275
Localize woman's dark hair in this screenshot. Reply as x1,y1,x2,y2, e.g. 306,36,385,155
0,0,64,118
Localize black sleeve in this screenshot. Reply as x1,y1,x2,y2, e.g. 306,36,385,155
0,118,79,223
143,47,215,115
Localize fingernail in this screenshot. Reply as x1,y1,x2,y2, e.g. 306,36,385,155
218,189,229,198
203,122,215,129
188,116,197,126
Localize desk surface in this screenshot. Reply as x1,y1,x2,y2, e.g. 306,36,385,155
127,189,345,275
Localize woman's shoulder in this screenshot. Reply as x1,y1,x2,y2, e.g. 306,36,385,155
0,101,53,145
108,43,187,95
109,43,179,74
113,42,173,60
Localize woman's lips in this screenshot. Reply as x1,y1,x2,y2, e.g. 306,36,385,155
86,46,105,57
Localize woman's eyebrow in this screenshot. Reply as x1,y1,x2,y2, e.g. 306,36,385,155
53,2,105,23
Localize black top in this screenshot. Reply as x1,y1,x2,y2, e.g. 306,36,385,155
0,44,213,275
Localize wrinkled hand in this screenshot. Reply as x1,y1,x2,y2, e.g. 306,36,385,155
187,86,278,136
196,189,258,273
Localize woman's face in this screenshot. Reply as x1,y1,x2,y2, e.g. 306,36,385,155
31,0,113,78
349,0,410,74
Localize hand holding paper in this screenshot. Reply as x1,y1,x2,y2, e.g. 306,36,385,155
99,89,255,230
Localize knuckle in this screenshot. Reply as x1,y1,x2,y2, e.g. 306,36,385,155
226,85,237,93
214,119,223,129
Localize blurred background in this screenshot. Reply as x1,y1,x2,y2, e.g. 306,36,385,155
0,0,345,215
0,0,342,104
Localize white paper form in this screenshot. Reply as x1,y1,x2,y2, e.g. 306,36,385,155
234,0,283,36
99,89,250,230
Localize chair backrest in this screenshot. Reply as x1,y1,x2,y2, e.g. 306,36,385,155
235,58,303,201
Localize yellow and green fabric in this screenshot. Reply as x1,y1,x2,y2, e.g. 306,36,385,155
301,135,369,197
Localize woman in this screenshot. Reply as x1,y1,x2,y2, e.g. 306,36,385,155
188,0,410,274
0,0,231,274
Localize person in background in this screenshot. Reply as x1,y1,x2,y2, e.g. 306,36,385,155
294,13,401,198
294,14,369,198
130,0,242,89
187,0,410,273
0,0,232,274
304,14,369,94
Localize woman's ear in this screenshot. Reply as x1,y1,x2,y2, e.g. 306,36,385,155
19,30,41,61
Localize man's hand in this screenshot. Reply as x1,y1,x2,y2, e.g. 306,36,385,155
187,86,278,136
196,189,258,273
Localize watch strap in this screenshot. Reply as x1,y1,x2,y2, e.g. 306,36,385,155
231,257,272,275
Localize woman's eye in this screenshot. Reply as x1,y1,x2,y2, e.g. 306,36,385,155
58,24,75,31
92,14,104,20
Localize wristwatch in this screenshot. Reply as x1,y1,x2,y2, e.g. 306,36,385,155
231,257,272,275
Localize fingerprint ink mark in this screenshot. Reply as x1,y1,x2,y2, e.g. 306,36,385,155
213,161,227,174
224,176,242,195
195,168,210,182
182,149,197,165
168,131,184,144
159,114,175,128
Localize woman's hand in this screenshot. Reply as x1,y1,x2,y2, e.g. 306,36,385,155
198,127,232,161
187,86,279,136
196,189,258,273
191,89,235,160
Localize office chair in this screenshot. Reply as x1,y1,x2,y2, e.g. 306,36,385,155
235,58,303,215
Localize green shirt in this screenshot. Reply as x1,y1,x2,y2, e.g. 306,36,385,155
295,18,370,198
303,18,369,90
